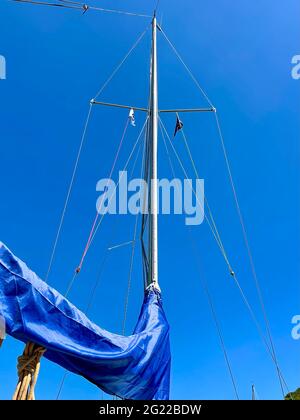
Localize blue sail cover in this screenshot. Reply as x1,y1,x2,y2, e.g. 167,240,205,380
0,242,171,400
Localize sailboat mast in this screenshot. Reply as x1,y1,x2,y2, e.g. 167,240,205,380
149,14,159,288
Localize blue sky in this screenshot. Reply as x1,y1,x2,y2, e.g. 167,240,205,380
0,0,299,400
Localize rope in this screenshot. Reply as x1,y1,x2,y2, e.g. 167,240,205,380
94,25,150,100
45,104,93,283
178,117,230,264
214,111,288,397
141,116,152,286
75,117,147,275
122,213,139,336
76,117,130,274
56,138,145,398
159,117,290,394
12,26,149,402
189,233,240,400
62,122,147,314
47,24,149,282
12,342,46,400
55,370,68,400
161,126,240,400
15,0,151,17
159,117,232,269
154,0,161,14
56,244,111,399
88,118,149,250
121,133,147,335
13,0,82,10
160,28,214,109
231,272,290,395
61,119,148,314
13,104,93,400
88,5,151,18
161,123,176,179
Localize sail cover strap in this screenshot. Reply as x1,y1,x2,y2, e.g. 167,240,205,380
0,242,171,400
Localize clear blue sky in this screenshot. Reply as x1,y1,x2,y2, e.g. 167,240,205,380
0,0,299,400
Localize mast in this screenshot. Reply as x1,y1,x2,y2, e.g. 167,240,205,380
149,14,159,289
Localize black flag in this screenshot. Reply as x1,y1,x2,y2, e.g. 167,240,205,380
173,116,183,137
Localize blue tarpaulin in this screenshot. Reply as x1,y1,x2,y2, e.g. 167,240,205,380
0,242,171,400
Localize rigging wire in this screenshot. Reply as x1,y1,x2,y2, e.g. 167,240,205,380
57,136,146,399
159,118,232,269
157,25,290,395
178,118,230,264
88,5,151,18
230,271,289,395
26,11,149,287
12,0,82,9
213,111,287,398
76,117,130,274
56,250,110,399
159,28,214,109
189,233,240,400
13,0,151,17
88,118,149,252
65,62,148,301
121,209,139,336
93,24,151,100
62,118,148,301
154,0,161,14
161,122,240,400
122,129,147,335
45,104,93,283
161,127,176,179
159,117,290,395
57,194,125,400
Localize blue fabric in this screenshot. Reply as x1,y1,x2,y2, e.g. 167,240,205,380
0,242,171,400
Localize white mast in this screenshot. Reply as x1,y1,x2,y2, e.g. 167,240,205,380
149,14,159,289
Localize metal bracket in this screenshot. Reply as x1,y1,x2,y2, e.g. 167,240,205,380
91,100,148,112
91,100,216,114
